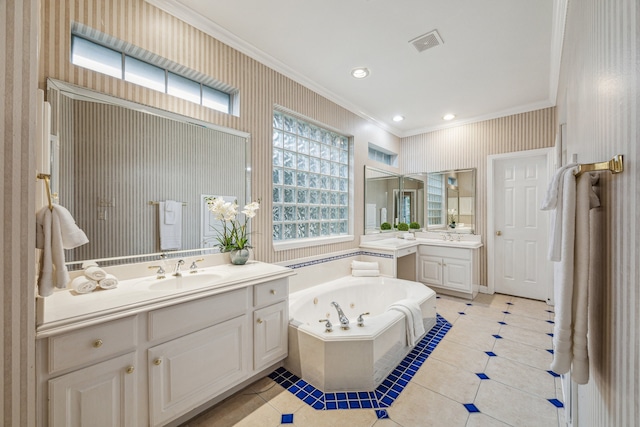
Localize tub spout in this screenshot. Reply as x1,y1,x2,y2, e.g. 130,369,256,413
330,301,350,330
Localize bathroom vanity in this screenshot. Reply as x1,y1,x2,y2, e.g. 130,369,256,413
360,232,482,299
35,260,294,427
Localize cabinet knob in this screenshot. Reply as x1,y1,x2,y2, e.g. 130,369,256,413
270,289,276,295
93,339,103,348
126,366,135,374
153,358,162,366
257,318,263,324
443,263,447,267
496,230,502,236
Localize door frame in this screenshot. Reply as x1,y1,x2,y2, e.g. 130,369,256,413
486,147,555,303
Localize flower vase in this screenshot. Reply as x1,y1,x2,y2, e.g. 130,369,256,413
229,248,250,265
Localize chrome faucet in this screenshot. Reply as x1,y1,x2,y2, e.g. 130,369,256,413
148,265,166,279
173,259,185,276
330,301,350,330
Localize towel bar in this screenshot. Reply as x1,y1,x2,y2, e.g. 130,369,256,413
148,201,187,206
37,173,54,211
575,155,624,177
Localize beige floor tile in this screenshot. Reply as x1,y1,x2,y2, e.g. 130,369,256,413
474,381,558,427
292,405,377,427
464,305,508,321
430,339,490,373
484,356,556,398
437,306,462,325
386,382,469,427
451,315,502,335
501,313,553,334
444,323,499,352
437,297,470,315
465,413,512,427
184,392,280,427
473,293,514,307
373,418,403,427
492,338,553,370
255,381,306,414
498,324,553,349
412,357,481,403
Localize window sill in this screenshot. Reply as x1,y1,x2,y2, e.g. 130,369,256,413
273,235,355,251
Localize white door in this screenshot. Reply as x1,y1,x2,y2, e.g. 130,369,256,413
493,154,550,301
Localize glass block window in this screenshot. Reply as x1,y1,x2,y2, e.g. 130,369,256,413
427,173,444,226
273,111,350,242
70,34,232,114
368,143,398,167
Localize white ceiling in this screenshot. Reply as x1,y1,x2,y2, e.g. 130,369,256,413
150,0,564,137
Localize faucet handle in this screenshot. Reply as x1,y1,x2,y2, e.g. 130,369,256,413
189,258,204,273
148,265,166,279
318,318,333,333
357,312,370,327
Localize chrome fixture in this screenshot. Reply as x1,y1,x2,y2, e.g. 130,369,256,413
319,318,333,333
330,301,350,330
148,265,166,279
173,259,185,276
189,258,204,273
357,312,370,327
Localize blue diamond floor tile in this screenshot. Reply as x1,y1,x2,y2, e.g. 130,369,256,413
271,314,451,411
375,409,389,419
485,351,497,357
492,334,503,339
548,398,564,408
547,349,555,354
476,373,490,380
547,370,561,377
464,403,481,413
498,321,507,325
281,413,294,424
546,320,555,324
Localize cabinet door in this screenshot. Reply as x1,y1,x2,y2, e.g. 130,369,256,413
148,315,249,427
49,352,137,427
418,256,443,285
442,258,471,292
254,301,288,371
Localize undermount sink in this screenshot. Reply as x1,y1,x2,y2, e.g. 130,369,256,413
137,272,226,291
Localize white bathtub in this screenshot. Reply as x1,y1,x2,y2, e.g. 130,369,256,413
285,276,436,392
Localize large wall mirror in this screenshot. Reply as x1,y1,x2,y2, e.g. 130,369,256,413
47,79,250,266
426,168,476,233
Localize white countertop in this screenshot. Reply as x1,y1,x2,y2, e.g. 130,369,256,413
359,233,483,251
37,261,295,336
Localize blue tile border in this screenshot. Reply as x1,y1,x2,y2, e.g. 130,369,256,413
285,251,393,270
269,314,452,410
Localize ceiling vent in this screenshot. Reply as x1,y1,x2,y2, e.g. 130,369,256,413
409,30,444,53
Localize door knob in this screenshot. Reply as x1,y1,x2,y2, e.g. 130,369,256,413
495,231,502,236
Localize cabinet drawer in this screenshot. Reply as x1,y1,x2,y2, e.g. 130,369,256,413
397,246,417,258
254,279,288,307
148,288,248,342
49,316,137,374
418,245,471,260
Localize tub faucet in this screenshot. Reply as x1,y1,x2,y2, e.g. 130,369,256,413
330,301,350,330
173,259,185,276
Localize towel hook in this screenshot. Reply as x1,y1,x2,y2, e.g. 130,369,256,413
37,173,53,211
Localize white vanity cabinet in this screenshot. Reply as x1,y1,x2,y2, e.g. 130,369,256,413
418,245,479,298
37,267,293,427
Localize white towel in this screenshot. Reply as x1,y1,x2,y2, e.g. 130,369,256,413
543,165,578,261
84,266,107,281
98,274,119,290
351,260,379,270
388,299,425,347
366,203,377,228
71,276,97,294
36,205,89,297
164,200,178,225
352,269,380,277
380,207,387,224
159,201,182,250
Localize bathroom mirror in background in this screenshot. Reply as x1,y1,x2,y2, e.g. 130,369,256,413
364,167,400,233
47,79,250,265
395,174,425,227
426,168,476,233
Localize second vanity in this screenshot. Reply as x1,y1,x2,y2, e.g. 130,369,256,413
360,232,483,299
35,258,295,427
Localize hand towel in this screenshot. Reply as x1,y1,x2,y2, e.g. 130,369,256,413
380,207,387,224
387,299,425,347
541,163,578,210
543,165,578,261
351,260,379,270
159,201,182,250
352,269,380,277
98,274,119,290
550,169,577,375
71,276,97,294
84,266,107,281
366,204,377,228
55,204,90,248
164,200,178,225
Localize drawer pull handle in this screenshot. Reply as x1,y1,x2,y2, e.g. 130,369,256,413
126,366,135,374
270,289,276,295
257,319,263,324
153,358,162,366
93,339,103,348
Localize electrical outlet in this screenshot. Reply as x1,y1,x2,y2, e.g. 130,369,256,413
97,209,107,221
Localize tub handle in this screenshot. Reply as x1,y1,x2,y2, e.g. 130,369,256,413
357,312,370,327
318,318,333,333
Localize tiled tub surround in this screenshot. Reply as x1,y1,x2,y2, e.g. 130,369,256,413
286,276,437,391
182,293,564,427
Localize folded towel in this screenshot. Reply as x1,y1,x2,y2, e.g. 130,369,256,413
403,233,415,240
352,269,380,277
164,200,178,225
159,201,182,250
84,266,107,281
351,261,379,270
98,274,119,290
71,276,97,294
388,299,425,347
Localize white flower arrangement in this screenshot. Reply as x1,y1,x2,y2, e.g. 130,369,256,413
206,198,260,252
448,208,457,226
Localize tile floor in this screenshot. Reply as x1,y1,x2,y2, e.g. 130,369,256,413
182,293,565,427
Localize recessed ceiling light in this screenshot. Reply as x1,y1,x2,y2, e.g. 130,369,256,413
393,115,405,122
351,67,370,79
443,114,456,121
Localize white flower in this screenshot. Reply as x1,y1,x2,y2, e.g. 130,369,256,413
242,201,260,218
207,198,237,222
